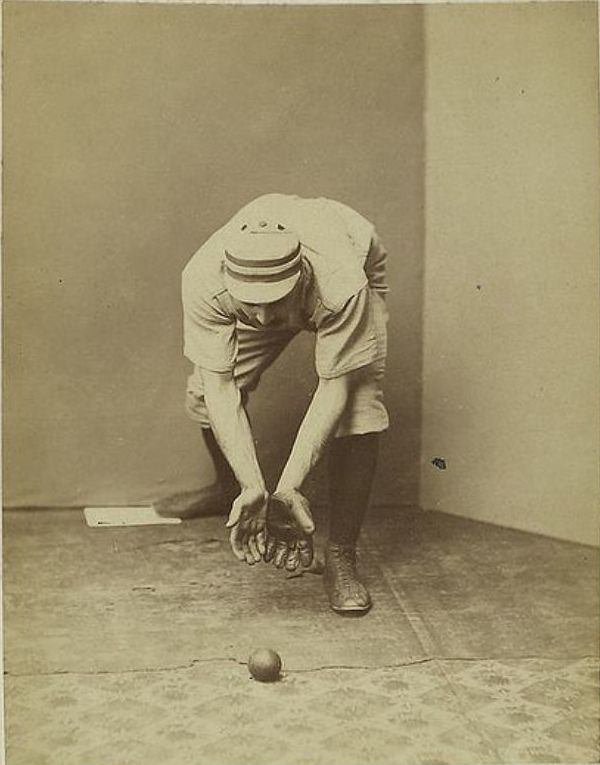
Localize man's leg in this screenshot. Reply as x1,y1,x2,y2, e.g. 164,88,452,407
324,291,388,614
153,429,239,519
328,432,379,547
325,432,380,614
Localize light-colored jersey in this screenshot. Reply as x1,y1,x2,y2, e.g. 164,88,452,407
182,194,388,379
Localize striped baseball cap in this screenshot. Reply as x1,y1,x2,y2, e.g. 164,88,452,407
223,219,303,304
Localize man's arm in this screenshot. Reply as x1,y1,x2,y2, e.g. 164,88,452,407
276,375,351,494
263,375,350,571
266,286,377,571
202,370,263,490
201,369,268,564
281,284,378,488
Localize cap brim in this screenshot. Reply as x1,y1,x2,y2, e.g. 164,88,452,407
224,271,301,305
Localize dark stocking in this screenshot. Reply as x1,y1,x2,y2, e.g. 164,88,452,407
328,433,379,548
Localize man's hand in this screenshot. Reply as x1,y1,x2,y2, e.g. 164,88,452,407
264,489,315,572
225,487,269,565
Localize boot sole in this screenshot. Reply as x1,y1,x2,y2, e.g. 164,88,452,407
330,602,372,616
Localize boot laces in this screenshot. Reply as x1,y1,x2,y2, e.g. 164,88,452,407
330,546,358,586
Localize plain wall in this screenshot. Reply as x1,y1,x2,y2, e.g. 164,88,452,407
3,3,425,508
421,3,599,545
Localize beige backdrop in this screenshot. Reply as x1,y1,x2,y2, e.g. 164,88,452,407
3,3,425,508
420,3,599,546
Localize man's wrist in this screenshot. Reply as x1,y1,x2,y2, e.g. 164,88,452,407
240,481,267,494
274,483,299,495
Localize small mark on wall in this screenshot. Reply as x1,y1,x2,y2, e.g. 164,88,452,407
476,284,482,291
431,457,447,471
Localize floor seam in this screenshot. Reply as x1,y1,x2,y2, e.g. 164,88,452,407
6,655,597,679
4,657,245,678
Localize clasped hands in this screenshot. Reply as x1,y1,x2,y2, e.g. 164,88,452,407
225,487,315,571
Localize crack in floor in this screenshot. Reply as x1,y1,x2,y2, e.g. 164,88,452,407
5,654,596,679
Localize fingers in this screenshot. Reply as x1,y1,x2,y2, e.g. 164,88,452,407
247,534,261,565
225,488,267,565
231,525,263,566
247,516,265,564
229,526,246,562
273,540,288,569
229,489,313,569
297,539,314,568
262,536,303,571
264,536,277,563
228,516,264,566
256,528,266,558
263,491,315,571
232,531,312,570
285,545,300,572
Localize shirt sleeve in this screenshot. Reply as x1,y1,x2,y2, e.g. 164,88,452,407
315,286,378,379
182,277,236,373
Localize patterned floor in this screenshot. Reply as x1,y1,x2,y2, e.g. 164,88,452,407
6,658,598,765
4,507,599,765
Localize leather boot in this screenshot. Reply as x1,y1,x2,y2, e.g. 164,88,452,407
324,542,372,614
325,433,379,615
